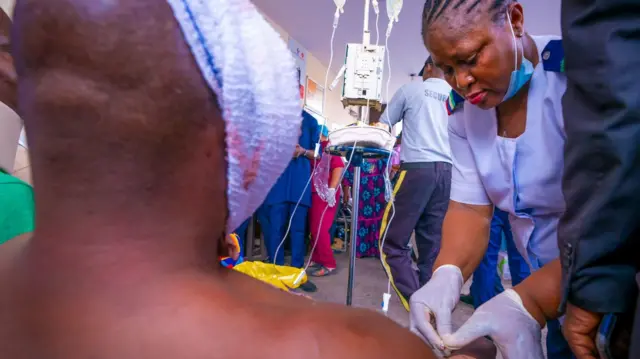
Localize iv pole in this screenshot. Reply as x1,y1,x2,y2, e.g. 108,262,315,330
344,0,386,307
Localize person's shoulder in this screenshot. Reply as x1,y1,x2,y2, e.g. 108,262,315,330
301,111,316,126
304,305,435,359
534,35,564,74
397,81,423,98
446,90,465,116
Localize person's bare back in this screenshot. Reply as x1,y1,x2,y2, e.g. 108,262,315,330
1,234,433,358
0,0,437,358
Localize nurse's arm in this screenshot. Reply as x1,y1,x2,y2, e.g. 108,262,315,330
434,200,493,280
329,167,343,189
514,259,563,326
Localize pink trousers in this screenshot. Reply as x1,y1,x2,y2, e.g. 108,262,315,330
309,191,339,269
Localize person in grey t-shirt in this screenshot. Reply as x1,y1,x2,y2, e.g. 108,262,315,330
379,57,453,310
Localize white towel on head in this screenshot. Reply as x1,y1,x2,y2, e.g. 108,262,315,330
165,0,302,233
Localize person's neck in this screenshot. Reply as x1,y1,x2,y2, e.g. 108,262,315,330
29,194,224,276
496,34,538,115
522,33,539,68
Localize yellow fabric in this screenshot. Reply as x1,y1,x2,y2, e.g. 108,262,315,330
378,170,411,311
233,261,307,292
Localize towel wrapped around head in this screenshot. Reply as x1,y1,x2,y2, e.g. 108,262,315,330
165,0,302,233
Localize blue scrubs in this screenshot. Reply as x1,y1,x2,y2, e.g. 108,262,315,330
470,207,530,308
470,208,573,359
259,110,319,268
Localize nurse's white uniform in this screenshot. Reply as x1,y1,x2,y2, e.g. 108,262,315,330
448,35,566,270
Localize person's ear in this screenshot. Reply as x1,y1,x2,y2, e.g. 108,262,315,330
508,3,525,37
221,233,241,261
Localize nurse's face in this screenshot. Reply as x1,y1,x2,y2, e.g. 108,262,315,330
424,4,525,110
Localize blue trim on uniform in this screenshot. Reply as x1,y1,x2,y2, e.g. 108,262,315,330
446,90,465,115
542,39,564,73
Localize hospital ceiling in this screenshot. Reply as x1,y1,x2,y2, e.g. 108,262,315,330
253,0,561,101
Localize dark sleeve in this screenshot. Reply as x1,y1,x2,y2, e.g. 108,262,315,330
558,0,640,314
311,120,320,147
302,111,319,149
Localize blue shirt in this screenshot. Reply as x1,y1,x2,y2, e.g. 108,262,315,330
263,110,319,207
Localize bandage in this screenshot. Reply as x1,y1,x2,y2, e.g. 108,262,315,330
166,0,302,233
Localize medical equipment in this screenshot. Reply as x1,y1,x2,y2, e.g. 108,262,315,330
280,0,404,309
328,123,395,151
274,0,347,274
386,0,403,25
326,144,390,306
341,44,385,110
330,0,403,308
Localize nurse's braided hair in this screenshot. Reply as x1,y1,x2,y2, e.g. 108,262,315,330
421,0,514,34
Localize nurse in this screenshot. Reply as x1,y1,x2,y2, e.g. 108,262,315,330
409,1,571,358
257,110,319,268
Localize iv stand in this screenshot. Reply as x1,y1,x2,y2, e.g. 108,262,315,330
342,0,390,307
346,0,371,307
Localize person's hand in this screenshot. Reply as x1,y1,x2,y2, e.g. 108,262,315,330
326,188,337,207
442,289,544,359
562,303,602,359
293,144,306,158
409,265,464,356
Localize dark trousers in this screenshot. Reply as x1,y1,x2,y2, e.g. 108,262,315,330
380,162,451,309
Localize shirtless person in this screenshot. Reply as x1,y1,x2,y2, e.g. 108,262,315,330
0,0,493,358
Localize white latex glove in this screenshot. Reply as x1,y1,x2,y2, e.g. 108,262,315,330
442,289,544,359
327,188,337,208
409,265,464,356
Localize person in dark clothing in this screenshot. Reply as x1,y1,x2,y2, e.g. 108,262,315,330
557,1,640,358
379,58,453,311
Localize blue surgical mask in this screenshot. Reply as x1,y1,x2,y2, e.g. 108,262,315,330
502,11,534,102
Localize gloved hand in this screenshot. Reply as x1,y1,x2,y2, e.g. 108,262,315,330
409,265,464,356
326,188,337,207
442,289,545,359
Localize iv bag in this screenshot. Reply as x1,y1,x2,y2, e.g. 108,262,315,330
333,0,345,13
386,0,403,22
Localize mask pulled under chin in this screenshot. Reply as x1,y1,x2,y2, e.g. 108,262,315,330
502,10,535,103
166,0,303,233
